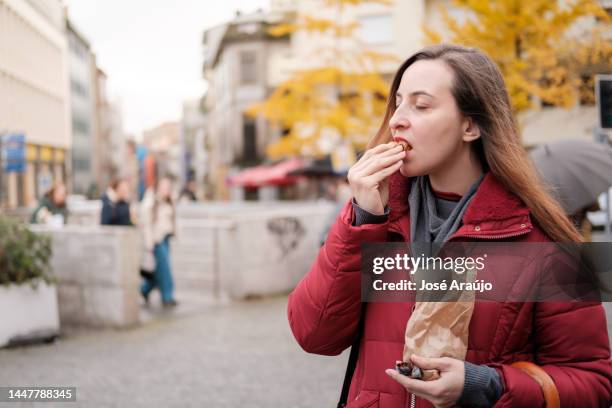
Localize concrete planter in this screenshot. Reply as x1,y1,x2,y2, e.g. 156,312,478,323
30,225,141,328
0,280,60,348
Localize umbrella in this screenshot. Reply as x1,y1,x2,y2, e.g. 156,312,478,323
530,140,612,214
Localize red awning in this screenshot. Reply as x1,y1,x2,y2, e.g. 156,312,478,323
227,158,305,188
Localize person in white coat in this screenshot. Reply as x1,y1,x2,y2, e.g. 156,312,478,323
139,176,178,307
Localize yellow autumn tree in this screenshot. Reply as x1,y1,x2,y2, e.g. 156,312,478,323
247,0,397,159
423,0,612,114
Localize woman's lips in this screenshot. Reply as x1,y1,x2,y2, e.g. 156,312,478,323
392,137,412,152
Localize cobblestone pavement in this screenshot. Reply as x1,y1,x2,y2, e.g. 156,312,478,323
3,286,612,408
0,295,348,408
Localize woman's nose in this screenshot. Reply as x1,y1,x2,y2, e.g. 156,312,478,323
389,111,410,133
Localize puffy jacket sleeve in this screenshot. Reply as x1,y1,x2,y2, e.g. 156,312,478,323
287,199,390,356
492,249,612,407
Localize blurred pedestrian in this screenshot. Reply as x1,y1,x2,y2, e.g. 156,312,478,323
31,182,68,225
101,178,133,226
178,179,197,203
139,175,178,308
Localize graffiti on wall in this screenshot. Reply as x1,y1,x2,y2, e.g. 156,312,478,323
267,217,306,259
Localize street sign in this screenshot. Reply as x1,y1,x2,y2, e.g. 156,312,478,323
595,75,612,240
1,133,26,173
596,75,612,130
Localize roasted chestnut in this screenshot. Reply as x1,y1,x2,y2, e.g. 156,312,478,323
394,361,440,381
395,361,422,378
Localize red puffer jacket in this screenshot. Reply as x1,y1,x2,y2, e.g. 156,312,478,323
288,171,612,408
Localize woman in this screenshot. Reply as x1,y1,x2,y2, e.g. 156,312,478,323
140,176,178,307
287,45,612,408
178,179,198,203
31,182,68,225
101,178,132,226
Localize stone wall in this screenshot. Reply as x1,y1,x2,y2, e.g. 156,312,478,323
30,225,140,328
172,201,336,299
25,200,338,307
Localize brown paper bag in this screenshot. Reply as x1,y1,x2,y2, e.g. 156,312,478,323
401,268,477,380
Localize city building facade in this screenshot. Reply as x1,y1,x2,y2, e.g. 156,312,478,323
66,18,94,196
202,9,292,200
0,0,70,208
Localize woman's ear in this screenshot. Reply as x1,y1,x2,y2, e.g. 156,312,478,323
462,117,481,142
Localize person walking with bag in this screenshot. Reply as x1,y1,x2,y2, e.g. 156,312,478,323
139,175,178,308
287,45,612,408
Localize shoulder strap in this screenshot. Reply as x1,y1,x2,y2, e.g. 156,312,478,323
510,361,560,408
337,303,366,408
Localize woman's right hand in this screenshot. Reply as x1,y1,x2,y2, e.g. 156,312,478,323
347,142,405,215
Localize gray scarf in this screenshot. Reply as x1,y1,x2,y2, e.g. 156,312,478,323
409,174,484,256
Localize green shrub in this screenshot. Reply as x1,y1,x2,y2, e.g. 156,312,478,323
0,215,54,287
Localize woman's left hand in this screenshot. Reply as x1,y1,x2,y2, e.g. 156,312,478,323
385,354,465,408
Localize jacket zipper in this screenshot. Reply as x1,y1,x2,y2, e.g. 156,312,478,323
394,226,531,408
450,228,531,240
388,224,532,242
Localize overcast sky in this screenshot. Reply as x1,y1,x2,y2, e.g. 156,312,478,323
64,0,269,137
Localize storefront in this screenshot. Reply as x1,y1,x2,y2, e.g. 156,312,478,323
0,141,66,209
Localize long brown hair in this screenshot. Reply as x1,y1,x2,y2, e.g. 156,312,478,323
44,182,67,209
369,44,582,242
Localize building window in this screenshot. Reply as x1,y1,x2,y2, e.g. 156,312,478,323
69,34,87,59
72,116,90,134
71,79,88,98
73,158,91,171
243,117,257,163
240,50,257,84
356,14,393,45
